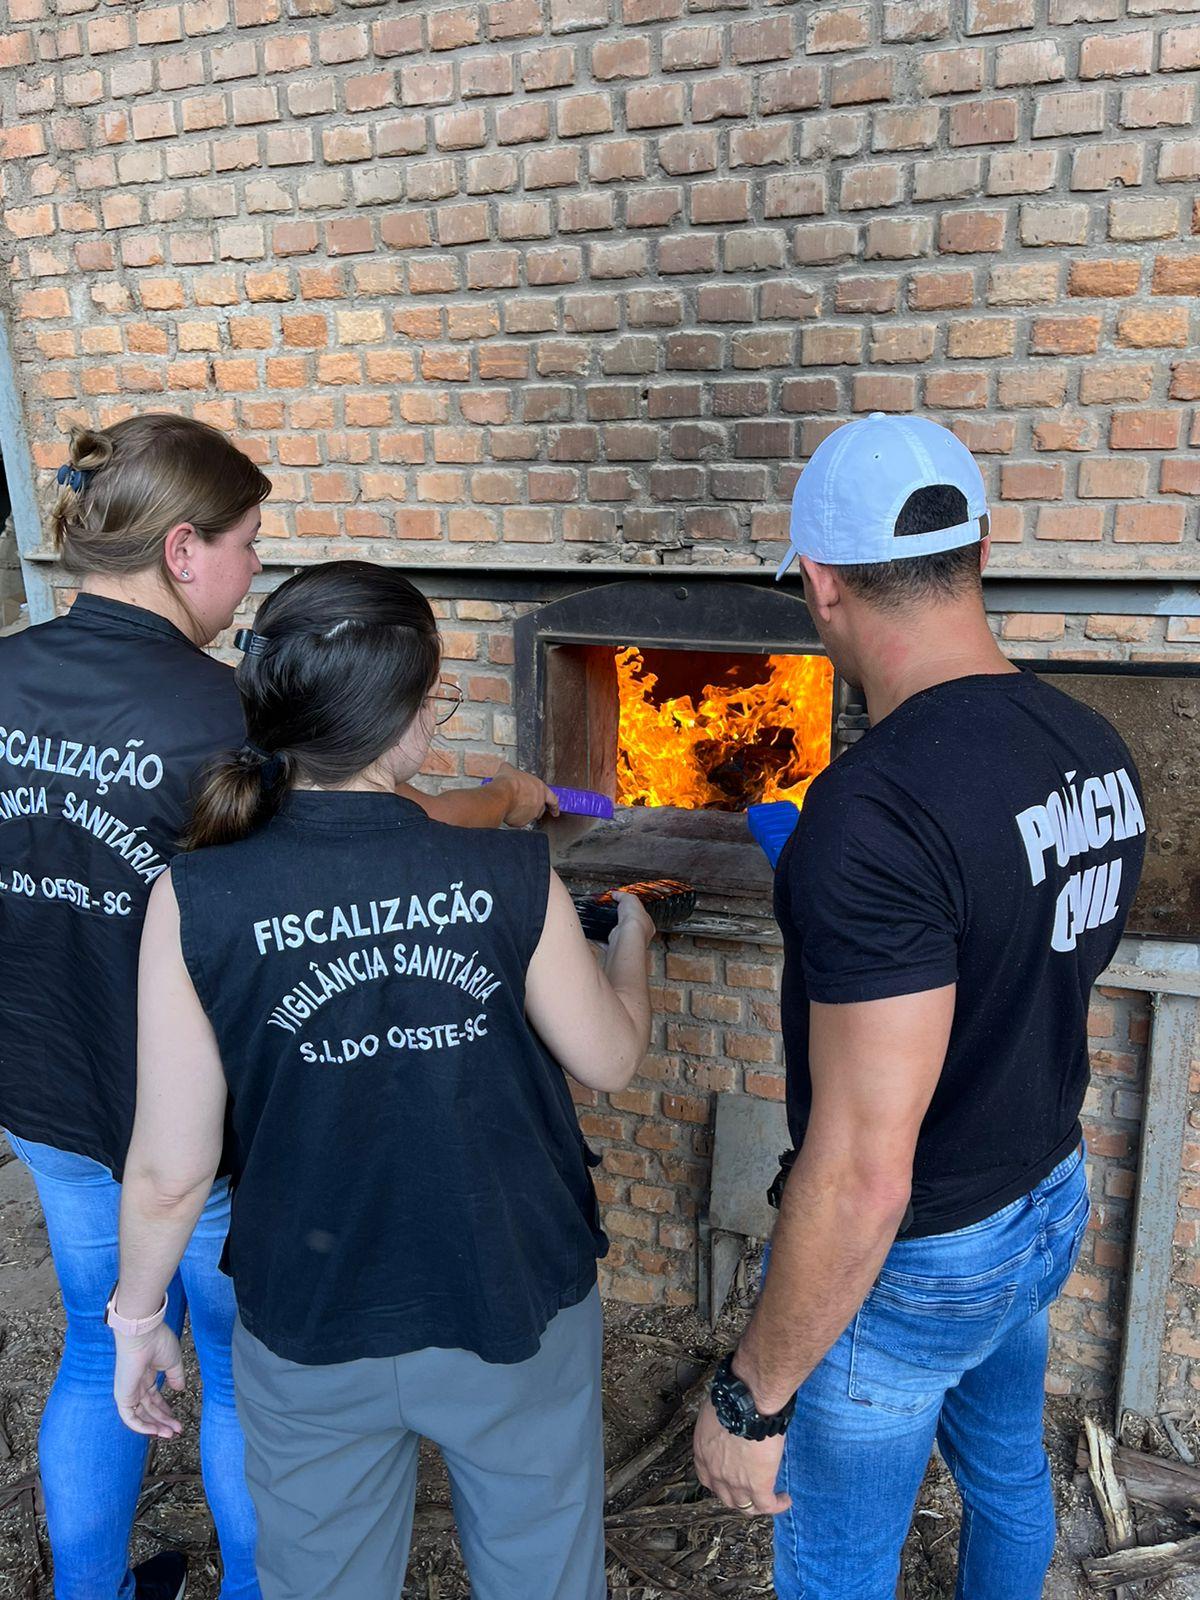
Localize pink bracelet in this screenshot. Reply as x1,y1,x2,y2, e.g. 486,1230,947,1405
104,1285,168,1338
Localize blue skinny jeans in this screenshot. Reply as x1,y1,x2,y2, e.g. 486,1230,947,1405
6,1133,260,1600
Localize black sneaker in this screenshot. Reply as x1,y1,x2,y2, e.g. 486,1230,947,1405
132,1551,187,1600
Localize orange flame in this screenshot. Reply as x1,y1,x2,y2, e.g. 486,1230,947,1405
615,647,835,811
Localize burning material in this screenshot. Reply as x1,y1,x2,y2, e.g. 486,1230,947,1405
615,646,834,811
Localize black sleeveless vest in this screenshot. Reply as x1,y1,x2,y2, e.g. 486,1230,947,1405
173,790,606,1366
0,595,244,1174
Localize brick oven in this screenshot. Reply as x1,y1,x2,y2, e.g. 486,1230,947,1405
3,0,1199,1417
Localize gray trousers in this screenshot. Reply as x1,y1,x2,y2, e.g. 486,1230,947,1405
231,1288,605,1600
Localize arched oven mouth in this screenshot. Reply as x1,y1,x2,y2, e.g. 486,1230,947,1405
514,578,852,930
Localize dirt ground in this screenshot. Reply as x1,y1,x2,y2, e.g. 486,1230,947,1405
1,1155,1197,1599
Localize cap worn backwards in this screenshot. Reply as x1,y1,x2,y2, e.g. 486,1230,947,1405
775,413,989,580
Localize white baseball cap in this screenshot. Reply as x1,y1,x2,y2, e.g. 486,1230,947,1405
775,413,989,578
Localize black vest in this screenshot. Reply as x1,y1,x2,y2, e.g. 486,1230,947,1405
173,790,606,1366
0,595,244,1174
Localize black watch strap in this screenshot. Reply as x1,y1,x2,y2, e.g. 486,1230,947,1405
710,1353,797,1441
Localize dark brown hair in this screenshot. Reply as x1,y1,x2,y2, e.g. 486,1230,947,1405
182,561,441,851
50,414,270,578
835,485,985,611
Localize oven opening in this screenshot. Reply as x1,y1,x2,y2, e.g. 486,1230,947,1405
614,646,835,813
541,640,837,915
542,642,836,818
519,581,839,915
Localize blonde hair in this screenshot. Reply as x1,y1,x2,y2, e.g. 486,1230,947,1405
50,413,271,578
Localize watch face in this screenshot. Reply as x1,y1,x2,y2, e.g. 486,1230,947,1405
713,1390,742,1430
713,1369,756,1436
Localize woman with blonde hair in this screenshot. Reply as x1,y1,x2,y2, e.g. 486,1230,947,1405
0,416,553,1600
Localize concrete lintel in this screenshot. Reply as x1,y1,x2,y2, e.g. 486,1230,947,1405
20,549,1200,620
1100,938,1200,999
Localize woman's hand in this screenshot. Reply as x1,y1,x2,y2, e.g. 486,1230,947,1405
114,1325,186,1439
489,762,560,827
609,889,656,951
525,874,654,1093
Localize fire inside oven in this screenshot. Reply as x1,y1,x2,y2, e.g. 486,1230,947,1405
516,580,841,909
614,646,834,812
538,639,837,822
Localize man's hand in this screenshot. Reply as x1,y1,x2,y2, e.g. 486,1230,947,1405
693,1396,791,1517
489,762,560,827
114,1324,186,1439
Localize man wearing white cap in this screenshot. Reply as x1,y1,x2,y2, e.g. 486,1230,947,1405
694,415,1146,1598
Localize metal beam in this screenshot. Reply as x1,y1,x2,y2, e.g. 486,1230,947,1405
0,313,53,624
1115,991,1199,1427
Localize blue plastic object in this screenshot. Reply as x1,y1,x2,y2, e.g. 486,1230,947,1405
747,801,801,869
482,780,614,820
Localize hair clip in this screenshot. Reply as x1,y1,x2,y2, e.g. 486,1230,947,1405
234,629,269,656
55,463,92,494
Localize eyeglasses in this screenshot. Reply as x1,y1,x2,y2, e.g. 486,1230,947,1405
427,681,464,726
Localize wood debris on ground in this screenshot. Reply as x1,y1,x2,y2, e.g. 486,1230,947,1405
1078,1415,1200,1597
0,1199,1179,1600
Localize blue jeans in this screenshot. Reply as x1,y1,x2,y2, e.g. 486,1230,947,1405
5,1134,260,1600
772,1146,1090,1600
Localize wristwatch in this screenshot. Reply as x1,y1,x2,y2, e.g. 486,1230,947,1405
104,1284,168,1338
710,1353,796,1440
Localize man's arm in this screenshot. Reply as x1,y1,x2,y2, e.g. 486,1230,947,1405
693,984,954,1514
399,760,560,829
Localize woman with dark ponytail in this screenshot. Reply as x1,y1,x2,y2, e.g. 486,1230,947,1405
1,420,556,1600
111,561,655,1600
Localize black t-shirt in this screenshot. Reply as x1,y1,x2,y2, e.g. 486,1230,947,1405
776,670,1146,1236
0,595,245,1175
172,790,606,1366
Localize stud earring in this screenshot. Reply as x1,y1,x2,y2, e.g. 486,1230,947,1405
180,569,191,580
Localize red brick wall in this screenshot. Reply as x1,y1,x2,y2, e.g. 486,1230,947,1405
1056,987,1150,1396
577,936,786,1310
4,0,1199,575
8,0,1200,1400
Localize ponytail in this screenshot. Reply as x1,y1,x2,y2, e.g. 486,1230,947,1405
49,426,114,552
181,746,295,852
